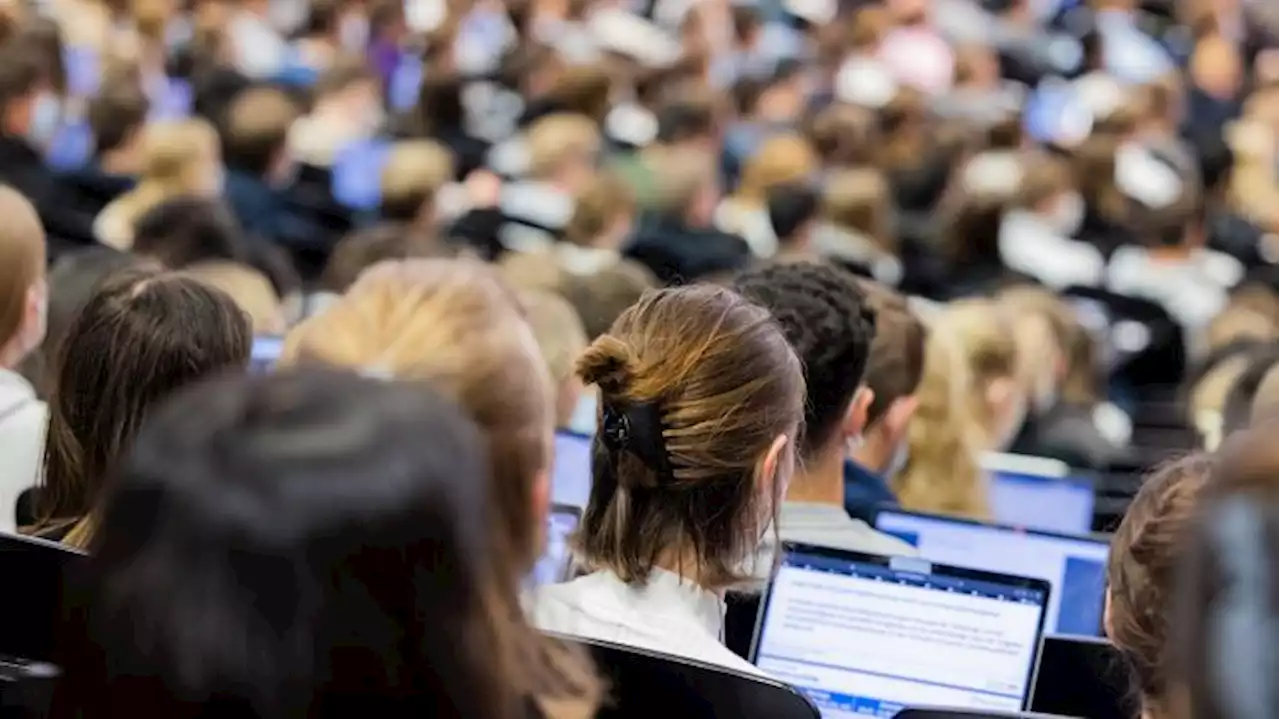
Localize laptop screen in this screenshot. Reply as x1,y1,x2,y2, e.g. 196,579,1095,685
552,431,593,508
250,336,284,374
751,545,1049,718
989,471,1096,535
875,510,1109,636
529,505,581,587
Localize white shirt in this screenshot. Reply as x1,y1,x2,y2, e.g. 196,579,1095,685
714,199,777,259
747,502,917,585
527,568,765,677
1106,245,1244,333
0,369,46,533
999,210,1105,290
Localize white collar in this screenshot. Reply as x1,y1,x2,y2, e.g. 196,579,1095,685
581,568,724,639
556,244,620,275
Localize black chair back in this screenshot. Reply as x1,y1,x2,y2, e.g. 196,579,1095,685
567,636,820,719
723,592,761,660
1030,635,1133,719
0,533,86,666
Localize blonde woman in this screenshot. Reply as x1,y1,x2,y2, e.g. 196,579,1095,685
894,300,1025,519
280,259,599,718
714,133,818,258
94,119,223,250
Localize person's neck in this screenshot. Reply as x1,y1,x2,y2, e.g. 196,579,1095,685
99,148,139,176
785,447,845,507
0,340,25,371
850,437,889,476
655,548,723,597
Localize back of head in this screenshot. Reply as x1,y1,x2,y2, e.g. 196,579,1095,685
131,196,249,269
57,369,521,719
1172,424,1277,719
520,290,588,428
86,77,149,159
560,261,657,340
321,224,454,293
526,113,601,181
564,170,634,248
182,261,285,336
0,185,47,362
1107,454,1215,715
821,168,894,251
222,85,299,176
38,268,252,541
139,119,219,188
806,103,879,168
575,284,804,588
282,259,552,571
766,183,821,248
737,134,818,204
380,140,454,221
733,263,874,463
855,279,926,428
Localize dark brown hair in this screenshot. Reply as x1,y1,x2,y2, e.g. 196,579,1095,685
32,268,252,547
222,86,299,176
575,285,804,588
87,77,150,157
1107,453,1215,714
854,279,927,427
321,224,454,293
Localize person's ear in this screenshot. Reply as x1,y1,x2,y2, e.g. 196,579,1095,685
532,467,551,544
882,394,919,439
844,386,874,441
759,433,792,500
1103,590,1114,640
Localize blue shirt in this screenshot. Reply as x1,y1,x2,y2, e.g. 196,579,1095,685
843,459,899,524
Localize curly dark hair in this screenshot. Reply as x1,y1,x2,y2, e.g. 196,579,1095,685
733,262,876,461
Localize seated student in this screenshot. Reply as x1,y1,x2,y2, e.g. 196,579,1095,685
1106,144,1245,335
499,113,602,252
285,57,378,216
764,183,822,266
0,38,96,255
53,368,592,719
281,260,599,710
626,149,753,285
1001,285,1122,468
528,284,804,675
1186,340,1274,450
94,119,224,250
378,140,455,233
520,291,589,430
999,153,1105,290
560,262,658,341
938,150,1027,298
895,300,1025,520
715,134,818,259
0,188,48,533
24,268,251,548
845,279,926,522
182,261,288,336
59,78,147,220
316,224,456,314
556,170,638,275
812,169,904,286
734,264,915,561
1106,454,1214,719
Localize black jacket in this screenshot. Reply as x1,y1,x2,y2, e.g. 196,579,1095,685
56,164,135,220
624,214,753,286
226,167,353,283
0,135,97,258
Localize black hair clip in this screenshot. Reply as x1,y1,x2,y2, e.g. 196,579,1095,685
601,403,632,452
599,400,674,484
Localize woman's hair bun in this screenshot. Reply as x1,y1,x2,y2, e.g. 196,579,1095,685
576,335,637,397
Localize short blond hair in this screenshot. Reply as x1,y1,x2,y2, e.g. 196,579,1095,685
380,140,455,220
183,261,285,336
527,114,601,180
736,134,818,203
0,186,45,349
223,86,299,175
822,168,894,252
564,171,634,247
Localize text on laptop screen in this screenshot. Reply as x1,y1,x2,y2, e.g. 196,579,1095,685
529,507,580,586
551,432,593,508
875,511,1109,636
989,471,1095,535
753,550,1048,718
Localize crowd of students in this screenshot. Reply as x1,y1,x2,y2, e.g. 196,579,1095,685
0,0,1276,715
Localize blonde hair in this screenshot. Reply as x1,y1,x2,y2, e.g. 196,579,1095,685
281,259,598,715
0,186,46,354
182,261,285,336
521,291,588,427
527,114,601,180
821,168,895,252
380,140,455,220
564,171,634,248
102,119,219,249
895,301,1017,519
735,134,817,204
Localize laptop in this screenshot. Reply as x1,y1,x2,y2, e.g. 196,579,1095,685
1029,634,1132,719
0,532,88,668
750,544,1051,718
529,504,582,586
249,335,285,373
552,430,594,509
982,453,1097,535
874,510,1109,636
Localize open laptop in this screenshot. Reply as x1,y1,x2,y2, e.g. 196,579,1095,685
1029,634,1132,719
528,504,582,586
552,430,594,509
750,544,1051,718
249,335,285,374
874,510,1109,636
982,453,1096,536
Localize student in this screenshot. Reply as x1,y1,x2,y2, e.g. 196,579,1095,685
560,262,657,340
813,168,903,285
319,224,455,296
281,259,599,710
26,268,251,548
895,300,1023,519
0,187,48,533
288,57,384,170
219,86,308,248
54,368,579,719
765,183,822,265
734,264,915,560
94,119,224,250
715,134,818,259
528,284,804,675
845,279,926,523
557,171,638,275
998,153,1105,290
520,291,589,430
59,78,148,220
379,140,455,233
1106,454,1214,719
498,113,602,252
183,261,288,336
